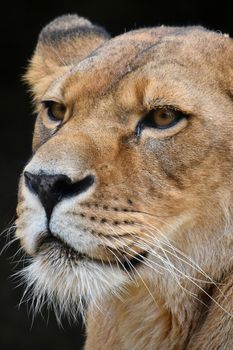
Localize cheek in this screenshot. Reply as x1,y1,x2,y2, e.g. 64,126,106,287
143,125,211,186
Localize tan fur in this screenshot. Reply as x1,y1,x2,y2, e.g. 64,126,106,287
16,14,233,349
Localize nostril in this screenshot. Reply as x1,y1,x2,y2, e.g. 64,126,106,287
60,174,95,198
24,171,95,219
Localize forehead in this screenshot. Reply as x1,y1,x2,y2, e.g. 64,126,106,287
48,26,231,104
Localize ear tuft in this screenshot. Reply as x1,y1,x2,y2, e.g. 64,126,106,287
39,14,110,43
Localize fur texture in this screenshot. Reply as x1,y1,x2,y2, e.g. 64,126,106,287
16,14,233,349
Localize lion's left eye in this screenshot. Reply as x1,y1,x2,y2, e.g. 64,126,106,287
136,108,186,136
43,101,66,122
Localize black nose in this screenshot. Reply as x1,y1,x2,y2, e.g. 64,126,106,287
24,171,95,219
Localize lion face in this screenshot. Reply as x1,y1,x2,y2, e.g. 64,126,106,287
16,15,233,316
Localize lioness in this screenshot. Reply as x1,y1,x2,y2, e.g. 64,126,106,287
16,14,233,349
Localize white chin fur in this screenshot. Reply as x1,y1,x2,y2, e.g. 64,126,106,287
19,249,128,322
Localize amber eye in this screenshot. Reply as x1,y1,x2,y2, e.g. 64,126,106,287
43,101,66,122
136,107,186,136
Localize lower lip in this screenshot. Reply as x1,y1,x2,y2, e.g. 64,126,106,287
38,234,147,270
38,235,87,259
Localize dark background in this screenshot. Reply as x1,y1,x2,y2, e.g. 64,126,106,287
0,1,232,349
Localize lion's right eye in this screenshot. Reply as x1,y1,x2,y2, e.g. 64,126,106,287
43,101,66,122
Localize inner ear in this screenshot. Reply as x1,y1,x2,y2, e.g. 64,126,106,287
25,14,110,102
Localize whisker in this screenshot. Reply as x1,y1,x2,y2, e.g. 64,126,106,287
0,236,20,255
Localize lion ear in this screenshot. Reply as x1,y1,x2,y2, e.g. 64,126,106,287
24,14,110,101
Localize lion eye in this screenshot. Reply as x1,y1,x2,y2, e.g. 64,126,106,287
43,101,66,122
136,107,185,136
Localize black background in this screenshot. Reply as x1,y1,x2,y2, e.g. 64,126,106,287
0,1,232,349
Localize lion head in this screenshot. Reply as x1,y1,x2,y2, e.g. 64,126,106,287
16,14,233,333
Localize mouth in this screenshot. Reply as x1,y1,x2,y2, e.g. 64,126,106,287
36,232,148,272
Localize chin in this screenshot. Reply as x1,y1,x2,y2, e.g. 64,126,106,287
19,237,128,321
